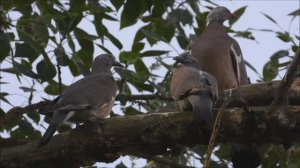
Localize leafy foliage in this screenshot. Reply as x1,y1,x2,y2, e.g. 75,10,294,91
0,0,299,167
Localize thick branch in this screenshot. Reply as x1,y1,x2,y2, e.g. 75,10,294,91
1,105,300,168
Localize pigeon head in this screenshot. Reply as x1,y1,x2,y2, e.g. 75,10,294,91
206,6,237,25
92,54,123,73
173,52,201,69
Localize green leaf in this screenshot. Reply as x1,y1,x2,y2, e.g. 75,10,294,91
114,68,136,80
229,6,247,25
0,30,10,62
261,12,278,25
69,0,86,13
36,59,56,81
19,119,34,133
132,42,145,52
124,107,143,116
186,0,200,14
67,35,76,51
13,0,34,15
2,109,22,130
96,44,113,54
74,28,94,68
176,35,190,49
151,0,165,17
141,28,162,45
133,25,148,42
74,28,98,41
111,0,124,11
27,111,40,124
54,11,83,36
270,50,289,60
276,32,291,42
13,60,38,78
292,45,299,53
261,145,287,168
120,0,143,28
140,50,169,57
245,61,259,74
287,144,300,168
115,161,127,168
68,59,81,76
288,9,300,16
106,32,123,49
72,56,91,76
128,81,154,92
0,92,12,105
214,144,231,160
15,43,39,62
195,12,209,35
102,13,117,21
119,51,139,64
54,47,71,66
19,86,36,92
263,60,278,81
45,80,66,95
170,9,193,26
234,31,255,40
152,19,175,42
134,59,150,81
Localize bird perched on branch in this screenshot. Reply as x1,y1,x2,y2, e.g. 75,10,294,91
38,54,123,147
170,52,218,124
191,6,260,168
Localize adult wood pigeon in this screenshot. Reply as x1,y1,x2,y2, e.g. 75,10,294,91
191,6,260,168
170,52,218,124
38,54,123,147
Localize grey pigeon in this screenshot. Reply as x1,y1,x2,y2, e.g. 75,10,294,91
38,54,123,147
170,52,218,124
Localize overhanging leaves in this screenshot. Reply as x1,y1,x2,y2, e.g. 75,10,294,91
36,59,56,82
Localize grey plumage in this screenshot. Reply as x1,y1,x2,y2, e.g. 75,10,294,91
170,52,218,124
38,54,123,147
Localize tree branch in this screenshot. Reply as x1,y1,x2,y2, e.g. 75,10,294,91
271,49,300,107
1,104,300,168
269,49,300,122
2,80,300,120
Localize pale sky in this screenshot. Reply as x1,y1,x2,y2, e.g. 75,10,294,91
0,1,299,167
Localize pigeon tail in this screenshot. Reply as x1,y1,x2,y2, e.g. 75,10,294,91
38,112,68,147
188,94,213,124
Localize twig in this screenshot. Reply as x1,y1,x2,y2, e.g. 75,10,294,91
204,96,235,168
57,64,62,94
270,49,300,121
271,49,300,106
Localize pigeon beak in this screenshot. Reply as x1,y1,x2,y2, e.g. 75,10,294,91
230,13,238,19
173,56,182,64
112,61,124,68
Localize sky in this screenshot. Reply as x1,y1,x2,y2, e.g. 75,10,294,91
0,0,299,167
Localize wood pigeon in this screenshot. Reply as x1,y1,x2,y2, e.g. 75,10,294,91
170,52,218,124
191,6,260,168
38,54,123,147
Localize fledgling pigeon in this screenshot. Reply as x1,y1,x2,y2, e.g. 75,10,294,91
38,54,123,147
170,52,218,124
191,6,260,168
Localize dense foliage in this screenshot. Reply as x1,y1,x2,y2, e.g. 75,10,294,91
0,0,299,167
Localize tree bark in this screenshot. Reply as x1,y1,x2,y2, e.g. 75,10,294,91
0,80,300,168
